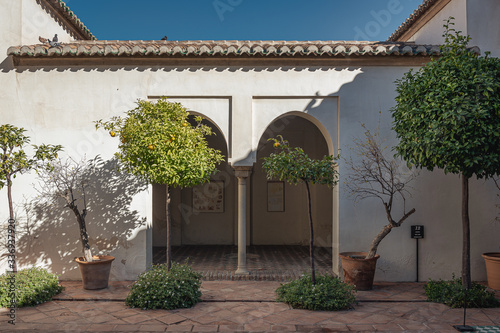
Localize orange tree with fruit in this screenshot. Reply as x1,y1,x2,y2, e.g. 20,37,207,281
96,98,223,270
0,124,61,272
262,136,339,284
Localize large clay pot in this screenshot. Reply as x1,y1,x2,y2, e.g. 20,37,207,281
339,252,380,291
75,255,115,290
482,253,500,291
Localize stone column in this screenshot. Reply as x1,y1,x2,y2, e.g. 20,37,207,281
233,166,252,275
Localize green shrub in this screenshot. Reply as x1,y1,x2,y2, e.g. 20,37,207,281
0,267,64,307
424,276,500,308
126,262,202,310
276,274,356,311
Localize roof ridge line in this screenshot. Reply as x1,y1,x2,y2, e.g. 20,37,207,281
37,0,96,41
388,0,448,42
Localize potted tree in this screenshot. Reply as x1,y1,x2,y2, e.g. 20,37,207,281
36,156,115,290
342,123,417,290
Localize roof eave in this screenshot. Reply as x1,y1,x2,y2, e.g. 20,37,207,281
7,41,443,58
8,54,436,69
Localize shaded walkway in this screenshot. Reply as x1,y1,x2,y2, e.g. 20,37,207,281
154,245,333,281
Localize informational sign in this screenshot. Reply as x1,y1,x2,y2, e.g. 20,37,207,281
411,225,424,239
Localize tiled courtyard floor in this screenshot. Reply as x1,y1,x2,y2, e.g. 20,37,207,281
1,281,499,332
154,246,333,281
2,247,499,332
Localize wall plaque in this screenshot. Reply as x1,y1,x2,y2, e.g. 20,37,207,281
267,181,284,212
193,181,224,213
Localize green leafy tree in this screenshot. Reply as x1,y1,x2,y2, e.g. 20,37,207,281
0,124,61,271
391,19,500,289
262,136,339,284
96,98,223,270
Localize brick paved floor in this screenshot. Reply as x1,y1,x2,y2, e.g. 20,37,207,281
2,246,499,332
154,245,333,281
2,281,499,332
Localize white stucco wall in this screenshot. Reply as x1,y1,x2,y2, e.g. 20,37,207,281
407,0,467,44
407,0,500,57
2,58,498,282
466,0,500,57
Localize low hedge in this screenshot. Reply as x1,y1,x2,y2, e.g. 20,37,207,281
276,274,356,311
0,267,64,307
424,276,500,308
126,262,202,310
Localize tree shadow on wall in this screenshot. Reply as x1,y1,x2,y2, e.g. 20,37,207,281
12,158,148,279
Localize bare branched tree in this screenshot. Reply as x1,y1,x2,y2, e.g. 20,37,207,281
344,123,417,259
36,156,102,262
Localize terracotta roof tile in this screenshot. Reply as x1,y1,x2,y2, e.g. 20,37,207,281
388,0,441,42
7,40,445,58
39,0,96,40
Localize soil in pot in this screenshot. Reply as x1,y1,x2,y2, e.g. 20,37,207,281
339,252,380,291
75,255,115,290
482,253,500,291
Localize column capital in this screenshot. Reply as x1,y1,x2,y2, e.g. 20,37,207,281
233,166,253,178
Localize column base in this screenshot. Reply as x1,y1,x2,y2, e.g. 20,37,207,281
235,268,250,275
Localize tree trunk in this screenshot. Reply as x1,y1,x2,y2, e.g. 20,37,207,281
70,205,93,262
166,184,171,271
366,224,393,259
366,207,415,259
461,174,471,289
305,181,316,284
6,176,17,272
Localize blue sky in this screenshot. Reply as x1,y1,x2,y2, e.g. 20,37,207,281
65,0,424,41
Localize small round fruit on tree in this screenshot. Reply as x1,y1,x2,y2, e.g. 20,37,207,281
182,123,188,127
148,144,154,150
110,131,116,137
274,142,280,148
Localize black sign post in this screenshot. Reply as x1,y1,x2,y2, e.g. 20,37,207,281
411,225,424,282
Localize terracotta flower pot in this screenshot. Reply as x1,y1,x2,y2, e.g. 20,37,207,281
482,253,500,291
75,255,115,290
339,252,380,291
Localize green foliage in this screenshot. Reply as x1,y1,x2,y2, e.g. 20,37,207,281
0,267,64,307
276,274,356,311
125,262,202,310
262,136,339,283
0,124,62,189
424,276,500,308
262,136,339,187
95,98,223,187
391,19,500,179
